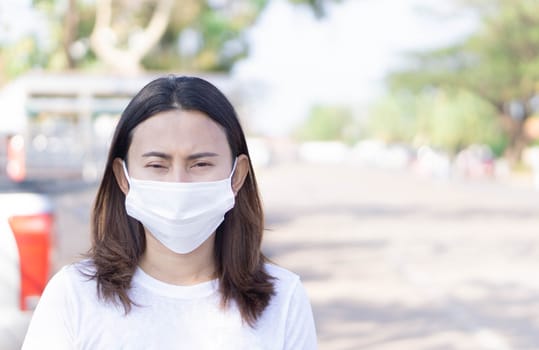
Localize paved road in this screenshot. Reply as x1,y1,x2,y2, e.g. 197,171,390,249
44,163,539,349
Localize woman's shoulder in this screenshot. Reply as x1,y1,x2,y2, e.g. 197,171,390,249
48,259,97,291
59,258,95,275
261,263,315,335
264,263,302,293
265,262,299,279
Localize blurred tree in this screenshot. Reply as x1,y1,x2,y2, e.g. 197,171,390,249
0,37,45,83
294,105,358,144
0,0,343,78
90,0,175,73
367,92,418,144
388,0,539,162
418,89,508,156
367,89,507,155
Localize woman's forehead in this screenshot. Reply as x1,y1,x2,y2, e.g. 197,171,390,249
129,109,231,157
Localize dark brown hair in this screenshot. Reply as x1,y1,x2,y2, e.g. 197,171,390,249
87,75,274,326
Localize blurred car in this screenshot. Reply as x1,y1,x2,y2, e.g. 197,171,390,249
454,144,495,179
0,188,54,349
352,140,414,170
298,141,350,164
413,145,452,179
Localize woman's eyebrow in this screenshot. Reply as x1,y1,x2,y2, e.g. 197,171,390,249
141,151,219,160
187,152,219,160
141,151,172,160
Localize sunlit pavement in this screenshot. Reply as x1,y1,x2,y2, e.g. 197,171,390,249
258,163,539,350
46,162,539,349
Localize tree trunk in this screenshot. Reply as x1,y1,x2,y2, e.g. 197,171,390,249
90,0,174,74
63,0,79,69
501,112,529,166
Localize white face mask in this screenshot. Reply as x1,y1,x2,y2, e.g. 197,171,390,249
122,160,237,254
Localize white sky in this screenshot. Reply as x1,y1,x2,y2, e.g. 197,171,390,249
0,0,47,44
233,0,477,135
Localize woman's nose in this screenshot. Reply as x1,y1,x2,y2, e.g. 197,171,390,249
171,167,191,183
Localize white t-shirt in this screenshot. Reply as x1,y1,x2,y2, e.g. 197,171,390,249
22,261,317,350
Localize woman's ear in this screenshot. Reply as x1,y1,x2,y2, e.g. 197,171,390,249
231,154,249,195
112,157,129,195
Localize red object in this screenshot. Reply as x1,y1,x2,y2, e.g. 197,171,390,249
9,213,54,310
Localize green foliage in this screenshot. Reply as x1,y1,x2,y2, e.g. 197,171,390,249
145,1,262,71
387,0,539,160
367,89,508,155
423,90,508,155
1,0,344,81
390,0,539,106
367,92,418,143
295,105,358,144
0,37,44,79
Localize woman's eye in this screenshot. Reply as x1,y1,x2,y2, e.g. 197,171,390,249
147,164,165,169
193,162,212,168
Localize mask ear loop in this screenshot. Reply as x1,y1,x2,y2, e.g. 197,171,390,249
122,160,132,185
229,157,238,179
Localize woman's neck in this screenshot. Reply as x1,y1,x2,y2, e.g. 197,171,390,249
139,232,217,285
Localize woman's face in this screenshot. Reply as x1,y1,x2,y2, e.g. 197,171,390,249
124,109,234,183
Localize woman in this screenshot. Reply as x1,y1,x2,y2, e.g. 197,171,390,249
22,75,317,349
